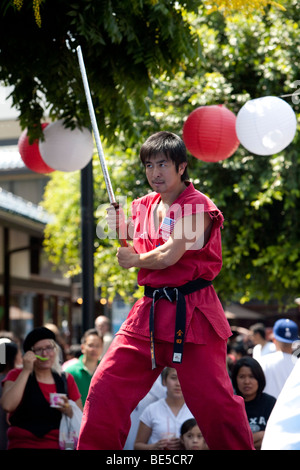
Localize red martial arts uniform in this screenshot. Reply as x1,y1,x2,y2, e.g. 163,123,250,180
77,183,254,450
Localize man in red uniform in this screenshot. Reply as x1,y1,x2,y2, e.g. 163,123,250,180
77,131,254,450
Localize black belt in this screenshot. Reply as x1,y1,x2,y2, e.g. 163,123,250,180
144,278,212,369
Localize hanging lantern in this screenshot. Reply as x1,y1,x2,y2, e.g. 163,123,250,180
39,120,94,172
18,123,55,174
182,105,240,162
235,96,297,156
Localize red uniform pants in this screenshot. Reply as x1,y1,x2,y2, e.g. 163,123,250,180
77,329,254,450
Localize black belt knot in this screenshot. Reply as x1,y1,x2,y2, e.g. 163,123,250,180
144,278,212,369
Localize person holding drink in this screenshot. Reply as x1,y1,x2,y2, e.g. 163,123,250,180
0,327,82,449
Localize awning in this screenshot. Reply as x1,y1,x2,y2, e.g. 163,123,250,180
225,303,264,320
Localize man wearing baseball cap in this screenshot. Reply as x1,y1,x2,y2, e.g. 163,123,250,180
258,318,299,399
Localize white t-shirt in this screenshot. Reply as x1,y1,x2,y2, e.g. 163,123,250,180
123,377,166,450
259,351,296,398
262,358,300,450
139,398,193,444
252,342,276,361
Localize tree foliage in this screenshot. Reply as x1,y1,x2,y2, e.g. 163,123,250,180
0,0,199,142
3,1,300,308
188,3,300,307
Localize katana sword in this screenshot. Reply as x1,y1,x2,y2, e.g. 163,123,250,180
76,45,127,247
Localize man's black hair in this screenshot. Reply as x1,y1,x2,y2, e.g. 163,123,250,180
140,131,189,181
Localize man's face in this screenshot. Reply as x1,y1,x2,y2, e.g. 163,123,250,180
95,317,110,336
82,334,103,360
144,153,186,195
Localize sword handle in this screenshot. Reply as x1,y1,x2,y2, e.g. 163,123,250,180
111,203,128,247
77,45,127,248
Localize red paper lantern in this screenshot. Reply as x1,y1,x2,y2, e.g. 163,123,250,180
182,105,240,162
18,123,55,174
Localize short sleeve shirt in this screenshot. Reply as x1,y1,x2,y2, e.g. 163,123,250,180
119,183,232,344
139,398,193,444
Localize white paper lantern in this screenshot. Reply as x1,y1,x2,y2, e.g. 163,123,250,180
39,120,94,172
236,96,297,156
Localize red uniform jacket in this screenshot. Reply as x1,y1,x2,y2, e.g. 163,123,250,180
118,182,232,344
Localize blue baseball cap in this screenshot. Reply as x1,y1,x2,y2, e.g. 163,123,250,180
273,319,298,343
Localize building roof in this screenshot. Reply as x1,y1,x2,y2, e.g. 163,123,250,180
0,146,25,171
0,145,51,228
0,187,51,225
